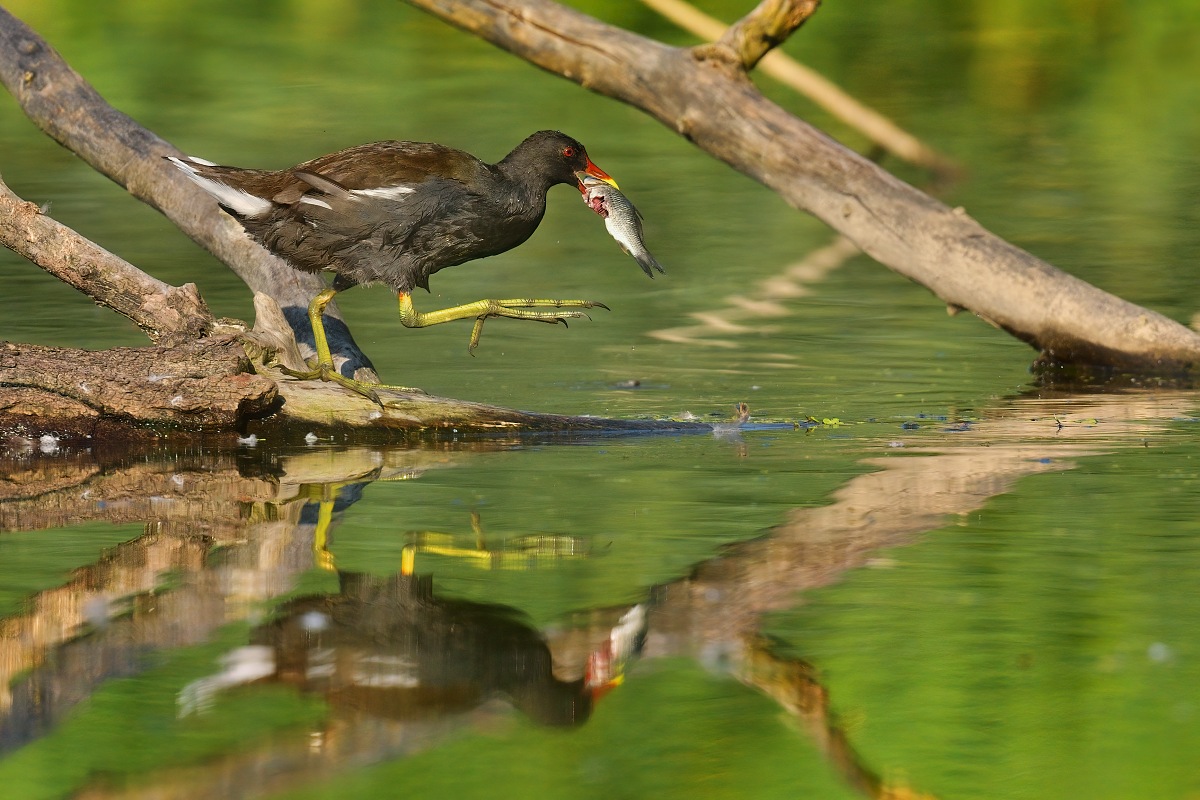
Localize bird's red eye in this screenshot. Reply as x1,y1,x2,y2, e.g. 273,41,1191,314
563,146,576,158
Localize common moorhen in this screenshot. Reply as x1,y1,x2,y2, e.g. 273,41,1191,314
167,131,619,401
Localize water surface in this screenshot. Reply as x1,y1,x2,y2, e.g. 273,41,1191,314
2,1,1199,798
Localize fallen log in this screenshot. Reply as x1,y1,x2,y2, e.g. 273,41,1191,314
0,337,712,441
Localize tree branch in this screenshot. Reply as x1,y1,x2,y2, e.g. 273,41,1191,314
403,0,1200,376
716,0,819,70
0,173,213,346
640,0,957,176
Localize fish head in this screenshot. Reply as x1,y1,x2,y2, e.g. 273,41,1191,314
575,171,615,217
575,169,618,194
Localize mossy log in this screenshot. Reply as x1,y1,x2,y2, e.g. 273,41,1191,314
0,336,711,442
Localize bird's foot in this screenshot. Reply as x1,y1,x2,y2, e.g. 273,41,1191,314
278,363,426,405
466,298,610,353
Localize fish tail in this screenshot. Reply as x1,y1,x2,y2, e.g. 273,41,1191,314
636,253,666,278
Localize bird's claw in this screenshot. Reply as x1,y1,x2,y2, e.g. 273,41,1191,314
278,362,425,405
465,298,607,353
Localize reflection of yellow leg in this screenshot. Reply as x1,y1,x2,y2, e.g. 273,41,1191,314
312,497,337,572
403,512,591,572
279,288,423,403
471,511,485,550
398,291,608,353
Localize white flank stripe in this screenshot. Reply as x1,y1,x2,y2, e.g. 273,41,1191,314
351,185,415,201
299,195,333,210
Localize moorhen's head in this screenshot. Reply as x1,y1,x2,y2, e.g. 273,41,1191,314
502,130,617,193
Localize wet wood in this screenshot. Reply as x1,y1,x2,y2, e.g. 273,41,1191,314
403,0,1200,375
0,336,711,438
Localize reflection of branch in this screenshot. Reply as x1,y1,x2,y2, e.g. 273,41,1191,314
646,392,1193,651
738,636,936,800
551,390,1200,798
0,530,226,740
648,235,860,347
2,391,1197,795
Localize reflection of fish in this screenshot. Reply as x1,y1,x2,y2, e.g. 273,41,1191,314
576,173,666,278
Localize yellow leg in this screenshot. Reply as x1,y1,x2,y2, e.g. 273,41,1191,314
398,292,609,353
308,287,338,368
278,288,423,403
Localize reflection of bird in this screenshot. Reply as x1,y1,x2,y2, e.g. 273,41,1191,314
168,131,618,401
179,572,602,727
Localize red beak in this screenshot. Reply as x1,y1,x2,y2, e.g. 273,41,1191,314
580,158,618,191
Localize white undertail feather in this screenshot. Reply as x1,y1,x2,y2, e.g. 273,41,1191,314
167,155,272,217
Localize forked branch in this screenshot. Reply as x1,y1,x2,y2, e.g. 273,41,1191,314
718,0,820,70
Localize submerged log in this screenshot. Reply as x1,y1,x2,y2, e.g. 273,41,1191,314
0,336,711,440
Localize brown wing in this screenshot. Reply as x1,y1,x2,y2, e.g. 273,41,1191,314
184,141,492,207
285,141,488,192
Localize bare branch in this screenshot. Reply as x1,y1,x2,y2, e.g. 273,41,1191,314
0,173,213,346
717,0,820,70
403,0,1200,375
640,0,956,175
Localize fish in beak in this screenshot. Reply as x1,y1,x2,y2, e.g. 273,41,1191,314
578,158,618,193
575,171,666,278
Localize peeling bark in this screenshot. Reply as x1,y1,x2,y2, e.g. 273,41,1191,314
0,338,276,429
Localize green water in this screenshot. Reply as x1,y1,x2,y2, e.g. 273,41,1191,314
3,1,1200,798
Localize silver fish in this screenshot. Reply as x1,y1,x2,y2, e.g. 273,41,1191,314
577,173,666,278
